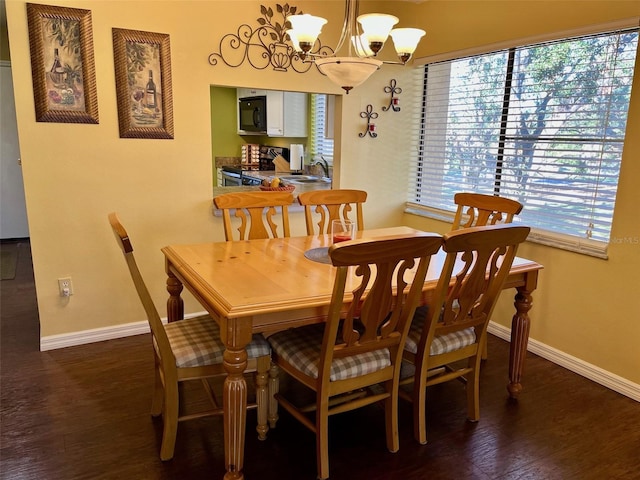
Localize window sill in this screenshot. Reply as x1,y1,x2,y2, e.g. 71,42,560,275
404,203,609,260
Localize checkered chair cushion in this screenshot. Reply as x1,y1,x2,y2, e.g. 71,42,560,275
158,315,271,368
404,306,477,356
267,323,391,381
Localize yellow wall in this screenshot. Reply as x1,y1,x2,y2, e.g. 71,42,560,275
4,1,639,389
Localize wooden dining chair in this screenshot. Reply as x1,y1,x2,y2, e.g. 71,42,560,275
400,224,530,445
451,192,523,360
213,191,294,241
108,212,273,460
297,189,367,235
452,192,523,230
267,232,443,480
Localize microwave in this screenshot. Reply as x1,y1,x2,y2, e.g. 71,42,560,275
238,96,267,134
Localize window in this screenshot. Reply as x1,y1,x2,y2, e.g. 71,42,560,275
309,94,334,163
409,29,638,256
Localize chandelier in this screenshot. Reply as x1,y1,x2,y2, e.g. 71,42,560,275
287,0,425,93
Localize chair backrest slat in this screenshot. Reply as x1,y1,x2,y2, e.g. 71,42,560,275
214,191,294,241
297,189,367,235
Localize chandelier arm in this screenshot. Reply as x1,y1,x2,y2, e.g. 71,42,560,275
352,0,366,57
334,0,353,56
351,0,361,57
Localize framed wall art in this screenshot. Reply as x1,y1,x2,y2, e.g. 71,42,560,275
112,28,174,139
26,3,99,124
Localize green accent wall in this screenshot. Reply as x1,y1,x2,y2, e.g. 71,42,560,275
210,86,243,161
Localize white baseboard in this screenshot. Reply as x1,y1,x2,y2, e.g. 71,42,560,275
488,321,640,402
40,320,151,351
41,315,639,402
39,312,205,351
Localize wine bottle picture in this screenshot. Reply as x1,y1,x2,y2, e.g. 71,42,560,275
145,70,157,109
50,48,63,73
48,48,66,87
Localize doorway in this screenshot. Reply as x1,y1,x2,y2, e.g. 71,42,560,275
1,61,29,239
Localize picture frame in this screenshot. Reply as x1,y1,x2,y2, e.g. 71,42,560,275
26,3,99,124
112,28,174,139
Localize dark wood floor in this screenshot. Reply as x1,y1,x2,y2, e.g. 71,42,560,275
1,240,639,480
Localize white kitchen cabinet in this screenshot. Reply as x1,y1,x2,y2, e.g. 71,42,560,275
237,88,308,137
236,87,267,99
266,91,308,137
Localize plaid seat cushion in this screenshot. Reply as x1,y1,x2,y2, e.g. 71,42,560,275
160,315,271,368
268,323,391,381
404,306,477,356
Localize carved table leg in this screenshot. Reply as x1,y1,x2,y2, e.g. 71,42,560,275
223,344,248,480
255,356,270,441
268,363,280,429
508,285,533,398
165,270,184,322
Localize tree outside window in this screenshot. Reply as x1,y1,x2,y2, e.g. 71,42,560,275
412,29,638,246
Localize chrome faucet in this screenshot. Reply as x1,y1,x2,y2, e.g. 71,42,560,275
312,156,330,178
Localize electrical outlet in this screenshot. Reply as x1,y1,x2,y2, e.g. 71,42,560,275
58,277,73,297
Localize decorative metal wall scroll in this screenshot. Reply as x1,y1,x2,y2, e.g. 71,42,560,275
208,4,333,73
382,79,401,112
359,104,378,138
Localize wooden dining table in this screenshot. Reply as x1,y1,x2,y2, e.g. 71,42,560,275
162,226,543,480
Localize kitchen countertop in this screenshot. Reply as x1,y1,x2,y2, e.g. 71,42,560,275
214,156,242,168
242,169,276,180
240,169,310,182
213,170,332,205
213,180,331,198
215,169,331,196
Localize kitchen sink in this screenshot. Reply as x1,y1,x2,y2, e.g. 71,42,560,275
279,175,331,184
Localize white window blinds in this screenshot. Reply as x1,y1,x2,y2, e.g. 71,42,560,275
309,94,334,162
409,29,638,248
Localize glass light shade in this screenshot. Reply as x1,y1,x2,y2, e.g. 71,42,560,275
287,29,301,52
351,34,375,57
389,27,426,54
357,13,399,43
287,14,327,44
316,57,382,93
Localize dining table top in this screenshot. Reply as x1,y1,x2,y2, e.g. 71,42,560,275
161,226,543,331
